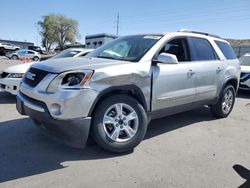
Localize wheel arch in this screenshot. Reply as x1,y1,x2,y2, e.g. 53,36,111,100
88,85,148,116
223,77,239,93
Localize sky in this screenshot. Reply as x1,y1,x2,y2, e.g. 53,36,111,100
0,0,249,46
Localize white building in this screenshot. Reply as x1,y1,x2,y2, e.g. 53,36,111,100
85,33,118,49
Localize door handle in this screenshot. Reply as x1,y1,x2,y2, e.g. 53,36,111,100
187,70,195,77
216,67,222,73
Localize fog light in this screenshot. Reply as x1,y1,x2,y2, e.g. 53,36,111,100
50,103,61,116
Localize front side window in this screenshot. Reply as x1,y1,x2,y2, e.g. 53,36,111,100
159,38,190,62
215,40,237,60
189,37,218,61
28,51,35,54
87,35,162,62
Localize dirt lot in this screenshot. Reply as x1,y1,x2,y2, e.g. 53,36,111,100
0,57,250,188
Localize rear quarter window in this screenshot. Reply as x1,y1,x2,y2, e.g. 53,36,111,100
215,40,237,60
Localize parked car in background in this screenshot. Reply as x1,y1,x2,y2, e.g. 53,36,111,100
0,43,20,55
0,48,93,95
5,49,41,61
239,53,250,90
16,30,240,153
28,46,43,54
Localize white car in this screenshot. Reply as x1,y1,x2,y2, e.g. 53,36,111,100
5,50,41,61
0,48,93,95
0,43,20,55
239,53,250,91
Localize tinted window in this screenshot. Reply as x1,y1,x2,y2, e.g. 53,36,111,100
215,40,237,60
159,38,190,62
189,37,218,61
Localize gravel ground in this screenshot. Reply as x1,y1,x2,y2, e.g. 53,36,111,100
0,56,250,188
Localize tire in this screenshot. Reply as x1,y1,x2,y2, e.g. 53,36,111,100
211,85,236,118
91,94,148,153
11,55,18,60
33,56,39,61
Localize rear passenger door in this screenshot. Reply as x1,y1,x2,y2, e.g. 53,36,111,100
187,37,222,102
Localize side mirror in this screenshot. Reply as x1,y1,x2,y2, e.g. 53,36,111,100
155,53,178,64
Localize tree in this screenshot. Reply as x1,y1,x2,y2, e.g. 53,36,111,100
38,14,80,52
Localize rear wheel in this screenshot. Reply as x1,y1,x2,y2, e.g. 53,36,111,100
11,55,18,60
91,94,148,153
211,85,236,118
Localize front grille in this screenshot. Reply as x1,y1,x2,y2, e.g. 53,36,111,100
23,67,48,88
0,72,9,78
240,73,250,82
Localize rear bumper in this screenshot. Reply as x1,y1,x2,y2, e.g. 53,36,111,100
16,92,92,148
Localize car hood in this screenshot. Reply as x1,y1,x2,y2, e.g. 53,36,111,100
4,63,34,74
241,65,250,73
31,57,132,73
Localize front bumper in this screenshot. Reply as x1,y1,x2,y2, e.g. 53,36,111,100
16,92,92,148
0,78,21,95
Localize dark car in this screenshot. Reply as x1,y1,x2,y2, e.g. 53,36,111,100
28,46,43,54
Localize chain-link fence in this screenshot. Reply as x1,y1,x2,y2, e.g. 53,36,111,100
232,46,250,58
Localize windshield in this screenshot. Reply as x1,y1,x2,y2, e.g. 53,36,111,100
239,56,250,66
52,50,81,59
87,35,162,62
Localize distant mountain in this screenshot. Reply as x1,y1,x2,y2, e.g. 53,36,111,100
226,39,250,46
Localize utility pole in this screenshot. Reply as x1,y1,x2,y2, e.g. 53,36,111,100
116,12,120,36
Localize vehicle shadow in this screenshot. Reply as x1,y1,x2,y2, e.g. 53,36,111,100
233,164,250,188
237,90,250,99
0,92,16,104
0,118,124,183
145,107,215,140
0,106,216,183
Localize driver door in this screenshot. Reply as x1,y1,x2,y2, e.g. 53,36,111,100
152,37,196,111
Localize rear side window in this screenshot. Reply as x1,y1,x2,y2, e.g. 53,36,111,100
215,40,237,60
188,37,218,61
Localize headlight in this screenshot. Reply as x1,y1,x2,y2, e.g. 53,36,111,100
8,73,24,78
47,70,94,93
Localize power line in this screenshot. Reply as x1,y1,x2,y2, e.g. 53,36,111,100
116,12,120,36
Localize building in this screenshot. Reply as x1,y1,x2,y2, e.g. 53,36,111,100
85,33,118,49
0,39,34,49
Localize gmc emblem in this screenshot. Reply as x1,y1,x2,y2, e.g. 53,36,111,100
26,72,36,81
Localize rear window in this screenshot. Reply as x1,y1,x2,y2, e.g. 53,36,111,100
189,37,218,61
215,40,237,60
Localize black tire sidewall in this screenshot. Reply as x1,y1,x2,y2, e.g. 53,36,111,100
92,94,148,153
212,85,236,118
34,57,39,61
12,55,18,60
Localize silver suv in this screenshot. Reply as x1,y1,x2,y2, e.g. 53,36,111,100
16,30,240,153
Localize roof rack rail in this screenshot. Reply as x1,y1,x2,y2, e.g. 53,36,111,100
178,29,222,39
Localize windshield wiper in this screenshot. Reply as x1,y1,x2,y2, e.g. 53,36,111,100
96,56,117,60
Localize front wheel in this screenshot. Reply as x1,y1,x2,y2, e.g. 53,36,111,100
211,85,236,118
33,56,39,61
91,94,148,153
